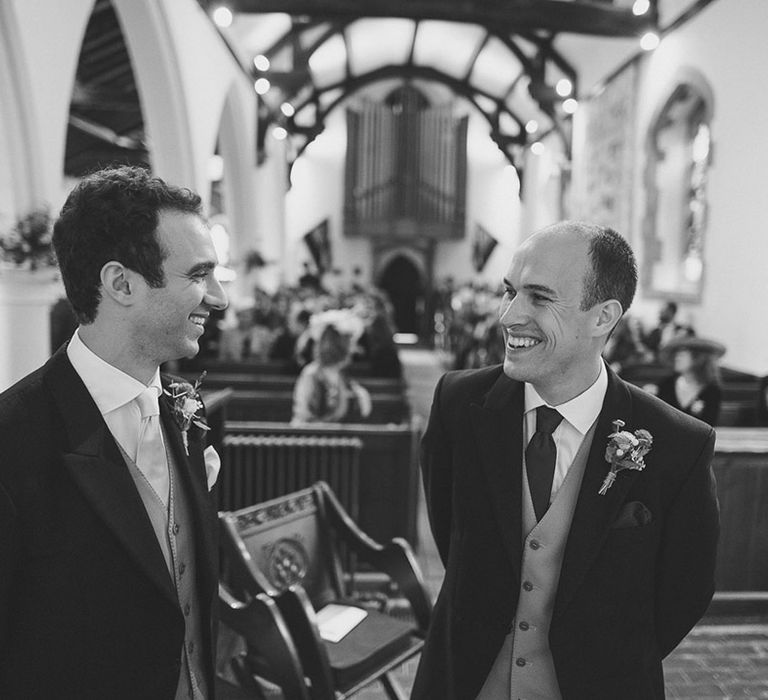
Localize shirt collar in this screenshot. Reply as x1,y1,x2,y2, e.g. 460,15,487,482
524,360,608,435
66,328,162,415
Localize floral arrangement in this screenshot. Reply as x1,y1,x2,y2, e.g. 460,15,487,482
163,371,209,454
0,208,56,271
598,419,653,495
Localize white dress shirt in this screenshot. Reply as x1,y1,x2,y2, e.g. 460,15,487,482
523,361,608,500
67,329,166,487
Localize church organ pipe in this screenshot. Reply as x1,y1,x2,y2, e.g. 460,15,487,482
345,92,467,230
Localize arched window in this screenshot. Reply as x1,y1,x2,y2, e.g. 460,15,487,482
642,70,714,302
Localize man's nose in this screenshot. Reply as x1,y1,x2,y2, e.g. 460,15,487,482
205,275,228,311
499,294,525,325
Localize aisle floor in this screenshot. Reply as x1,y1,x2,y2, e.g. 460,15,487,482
352,348,768,700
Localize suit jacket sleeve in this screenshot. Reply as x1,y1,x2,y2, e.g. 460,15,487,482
420,373,454,566
654,426,719,656
0,479,17,648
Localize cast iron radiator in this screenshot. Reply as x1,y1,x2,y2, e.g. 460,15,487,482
220,434,363,518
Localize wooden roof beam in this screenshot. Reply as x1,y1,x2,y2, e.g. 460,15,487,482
224,0,655,37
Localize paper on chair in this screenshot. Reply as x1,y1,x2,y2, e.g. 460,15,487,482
316,604,368,643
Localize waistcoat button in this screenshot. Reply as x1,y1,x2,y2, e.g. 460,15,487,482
516,657,527,667
519,621,530,631
522,581,533,591
529,540,540,550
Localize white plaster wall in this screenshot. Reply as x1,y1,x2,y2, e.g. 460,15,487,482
0,0,257,388
4,0,93,209
284,107,524,291
146,0,252,198
284,111,356,286
0,85,14,224
251,134,290,297
436,113,522,286
630,0,768,373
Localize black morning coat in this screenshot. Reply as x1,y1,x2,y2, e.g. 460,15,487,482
411,364,719,700
0,346,218,699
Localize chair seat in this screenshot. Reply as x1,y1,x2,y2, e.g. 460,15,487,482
324,605,417,688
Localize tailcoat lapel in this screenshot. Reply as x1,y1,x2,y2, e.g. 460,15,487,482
470,372,525,577
554,368,642,618
43,348,178,605
159,389,217,595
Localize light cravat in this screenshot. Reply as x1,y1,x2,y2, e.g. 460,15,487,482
135,387,169,505
525,406,564,522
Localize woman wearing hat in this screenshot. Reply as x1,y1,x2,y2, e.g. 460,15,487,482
656,336,726,426
291,310,372,424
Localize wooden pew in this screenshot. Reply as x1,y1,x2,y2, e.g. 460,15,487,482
190,371,411,424
225,389,409,424
182,357,382,378
193,371,405,395
200,387,233,458
618,362,764,427
221,418,423,546
711,427,768,592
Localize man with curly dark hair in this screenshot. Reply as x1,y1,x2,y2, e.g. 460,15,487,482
0,165,227,699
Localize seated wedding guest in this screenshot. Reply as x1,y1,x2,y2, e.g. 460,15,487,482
656,336,725,426
645,300,694,358
757,376,768,426
0,166,227,698
245,308,275,360
218,306,253,360
292,312,372,424
360,313,403,378
49,295,78,353
269,307,311,372
602,314,652,373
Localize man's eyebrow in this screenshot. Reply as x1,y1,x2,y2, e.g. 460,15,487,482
523,283,557,296
525,283,557,296
502,278,555,296
187,261,216,275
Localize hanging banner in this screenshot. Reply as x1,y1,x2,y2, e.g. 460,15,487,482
303,219,332,274
472,223,498,272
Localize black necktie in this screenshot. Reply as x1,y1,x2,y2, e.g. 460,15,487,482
526,406,563,522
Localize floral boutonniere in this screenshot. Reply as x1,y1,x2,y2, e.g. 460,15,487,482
598,419,653,496
164,371,210,455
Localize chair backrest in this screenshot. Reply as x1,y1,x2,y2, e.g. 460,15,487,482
221,485,344,609
218,583,312,700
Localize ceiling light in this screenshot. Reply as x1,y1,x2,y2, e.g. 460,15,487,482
253,55,270,72
555,78,573,98
640,31,660,51
562,98,578,115
281,103,295,118
531,141,544,156
212,6,233,28
632,0,651,16
525,119,539,135
273,126,288,140
254,78,271,95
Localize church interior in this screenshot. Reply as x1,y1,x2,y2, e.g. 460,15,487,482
0,0,766,697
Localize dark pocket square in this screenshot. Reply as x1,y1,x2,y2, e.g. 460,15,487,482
611,501,653,529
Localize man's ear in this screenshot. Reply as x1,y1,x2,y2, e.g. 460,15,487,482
594,299,624,339
100,261,137,307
